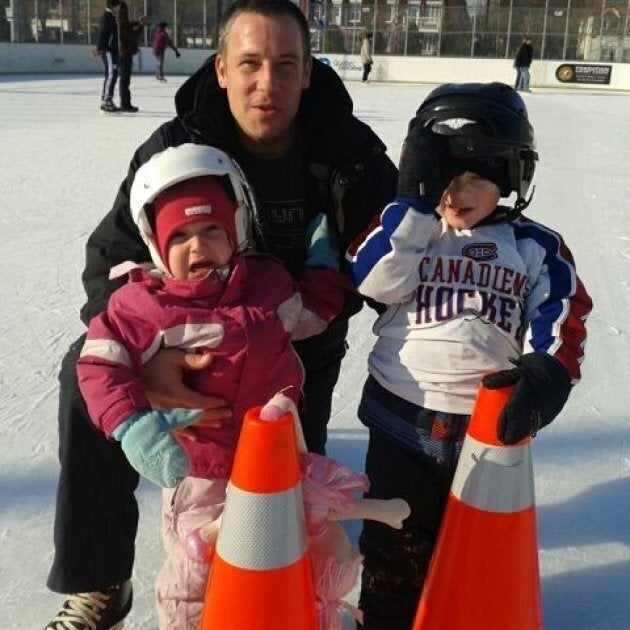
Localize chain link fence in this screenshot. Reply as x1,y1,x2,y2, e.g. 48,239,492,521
2,0,629,63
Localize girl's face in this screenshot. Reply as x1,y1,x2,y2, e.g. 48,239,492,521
167,221,233,281
437,171,501,230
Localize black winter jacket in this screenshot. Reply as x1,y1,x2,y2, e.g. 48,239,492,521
514,42,533,68
96,8,118,54
80,56,398,325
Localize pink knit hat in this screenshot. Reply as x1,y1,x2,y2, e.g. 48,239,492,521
154,176,237,266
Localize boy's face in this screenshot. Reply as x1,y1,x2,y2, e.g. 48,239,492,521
437,171,501,230
167,221,234,281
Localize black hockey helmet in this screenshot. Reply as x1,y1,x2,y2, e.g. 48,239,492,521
416,82,538,207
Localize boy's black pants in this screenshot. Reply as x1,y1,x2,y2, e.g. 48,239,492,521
358,428,455,630
47,320,348,593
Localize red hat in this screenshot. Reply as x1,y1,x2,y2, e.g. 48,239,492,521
154,176,237,267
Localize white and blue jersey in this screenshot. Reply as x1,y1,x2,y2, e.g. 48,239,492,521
346,200,592,415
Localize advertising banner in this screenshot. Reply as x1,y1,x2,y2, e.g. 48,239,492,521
555,64,612,85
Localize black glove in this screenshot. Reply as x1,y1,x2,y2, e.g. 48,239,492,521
397,120,449,208
482,353,572,445
175,51,181,58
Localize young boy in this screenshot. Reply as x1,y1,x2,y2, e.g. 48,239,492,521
346,82,593,629
76,143,349,628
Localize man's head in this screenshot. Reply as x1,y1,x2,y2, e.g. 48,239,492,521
215,0,313,157
218,0,311,59
158,21,168,29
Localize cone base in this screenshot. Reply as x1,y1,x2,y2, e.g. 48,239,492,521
413,498,542,630
200,555,317,629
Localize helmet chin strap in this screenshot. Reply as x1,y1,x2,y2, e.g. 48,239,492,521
512,184,536,216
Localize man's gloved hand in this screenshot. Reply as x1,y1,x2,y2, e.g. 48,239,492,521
112,408,203,487
175,51,181,58
482,353,572,445
305,213,339,270
397,120,449,208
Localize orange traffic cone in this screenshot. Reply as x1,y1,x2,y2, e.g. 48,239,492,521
199,405,318,630
413,383,542,630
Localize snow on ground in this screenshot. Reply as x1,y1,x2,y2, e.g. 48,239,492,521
0,73,629,629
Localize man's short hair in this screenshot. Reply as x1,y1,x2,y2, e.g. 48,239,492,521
106,0,121,8
218,0,311,60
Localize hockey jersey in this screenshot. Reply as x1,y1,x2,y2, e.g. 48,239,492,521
346,201,592,414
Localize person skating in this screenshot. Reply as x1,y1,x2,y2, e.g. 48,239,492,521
116,0,146,112
514,36,534,92
93,0,120,112
152,21,180,82
360,32,373,83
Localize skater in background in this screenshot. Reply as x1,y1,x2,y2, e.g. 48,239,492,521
360,32,373,83
93,0,120,112
77,143,349,628
514,36,534,92
116,0,146,112
152,21,180,82
346,82,592,629
43,0,397,627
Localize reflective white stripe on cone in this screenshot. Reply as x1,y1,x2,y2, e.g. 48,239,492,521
413,384,542,630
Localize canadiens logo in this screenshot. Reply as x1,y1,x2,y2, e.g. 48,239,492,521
462,243,498,262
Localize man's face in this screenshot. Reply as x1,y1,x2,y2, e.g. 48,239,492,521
215,12,312,157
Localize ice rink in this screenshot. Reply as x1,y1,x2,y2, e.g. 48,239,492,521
1,72,629,629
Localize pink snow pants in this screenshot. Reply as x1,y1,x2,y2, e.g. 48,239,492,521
155,477,227,629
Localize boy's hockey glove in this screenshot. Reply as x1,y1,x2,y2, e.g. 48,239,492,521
482,353,572,445
396,122,447,210
113,408,202,487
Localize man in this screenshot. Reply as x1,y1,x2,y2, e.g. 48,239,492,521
514,36,534,92
45,0,398,628
361,32,374,83
93,0,120,112
116,1,146,113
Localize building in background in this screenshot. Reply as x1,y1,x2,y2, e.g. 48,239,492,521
2,0,630,63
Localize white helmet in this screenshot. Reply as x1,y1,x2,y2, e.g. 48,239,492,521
130,144,255,274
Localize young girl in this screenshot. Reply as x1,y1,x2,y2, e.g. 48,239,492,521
346,82,593,629
77,143,350,627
